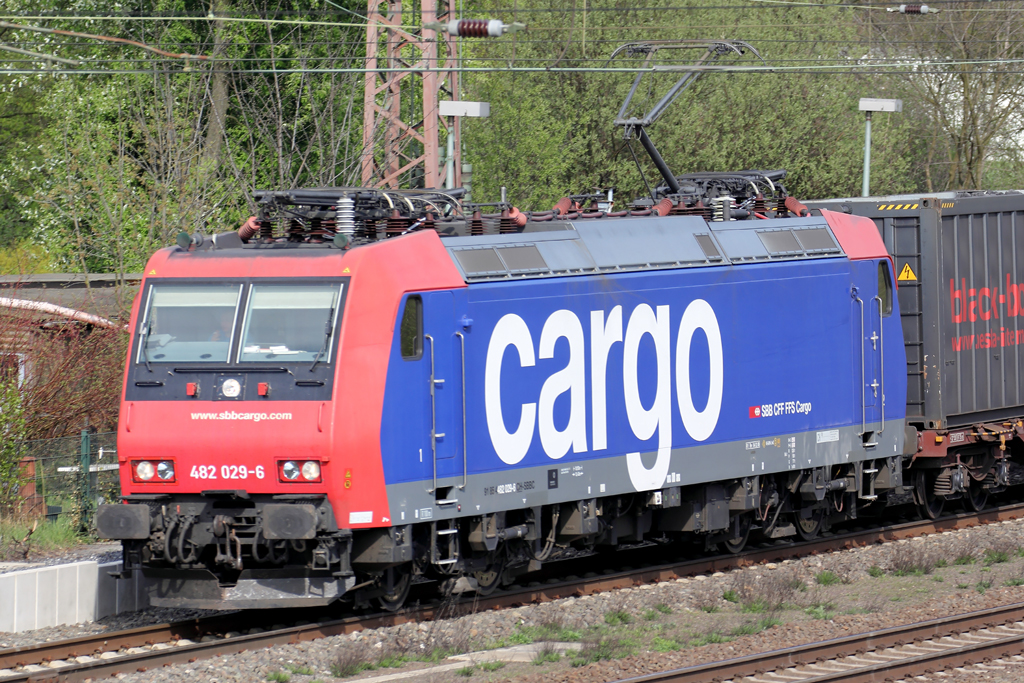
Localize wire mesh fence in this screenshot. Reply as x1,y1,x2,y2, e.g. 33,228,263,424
3,430,119,528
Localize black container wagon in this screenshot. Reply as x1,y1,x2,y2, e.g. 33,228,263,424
804,191,1024,517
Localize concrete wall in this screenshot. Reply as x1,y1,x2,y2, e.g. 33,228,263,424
0,561,149,633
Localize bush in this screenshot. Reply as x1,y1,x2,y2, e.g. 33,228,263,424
331,646,374,678
890,546,936,576
532,642,561,665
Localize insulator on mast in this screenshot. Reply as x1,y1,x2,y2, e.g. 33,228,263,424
423,19,526,37
887,4,939,14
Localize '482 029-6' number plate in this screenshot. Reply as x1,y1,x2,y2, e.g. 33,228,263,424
190,465,265,480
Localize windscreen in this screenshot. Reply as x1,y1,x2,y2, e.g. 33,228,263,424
139,285,242,363
238,284,343,363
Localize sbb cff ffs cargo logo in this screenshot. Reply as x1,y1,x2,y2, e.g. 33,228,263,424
749,406,761,418
483,300,723,492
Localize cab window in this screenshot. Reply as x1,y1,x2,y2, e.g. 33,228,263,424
400,296,422,359
878,262,893,316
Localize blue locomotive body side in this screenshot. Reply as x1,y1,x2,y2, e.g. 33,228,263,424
380,253,906,521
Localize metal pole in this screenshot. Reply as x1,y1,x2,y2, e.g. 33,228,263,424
861,111,873,197
80,429,92,527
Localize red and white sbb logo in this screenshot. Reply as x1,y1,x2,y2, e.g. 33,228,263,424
749,406,761,418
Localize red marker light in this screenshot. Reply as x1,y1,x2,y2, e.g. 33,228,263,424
258,382,269,396
186,382,197,397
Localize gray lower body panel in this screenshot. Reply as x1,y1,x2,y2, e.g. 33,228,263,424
145,568,354,609
385,420,905,522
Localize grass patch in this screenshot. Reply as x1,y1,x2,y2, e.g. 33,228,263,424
805,603,837,620
642,609,660,621
651,637,680,652
984,550,1009,565
478,661,505,671
933,575,944,583
532,644,561,665
954,554,976,566
267,672,290,683
935,559,948,568
0,516,87,560
570,639,630,667
740,599,770,614
977,580,993,595
604,611,633,626
867,566,884,578
731,617,781,636
377,653,410,668
506,622,583,645
655,603,673,614
1005,578,1024,587
815,571,841,586
957,582,970,589
284,665,313,675
722,589,739,603
689,632,731,647
457,666,475,677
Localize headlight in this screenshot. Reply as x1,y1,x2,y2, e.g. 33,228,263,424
301,461,321,481
281,461,300,480
157,461,175,481
134,461,155,481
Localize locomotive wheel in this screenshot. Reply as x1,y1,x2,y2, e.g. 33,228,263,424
473,555,506,596
964,479,988,512
915,471,944,520
378,564,413,612
794,508,824,541
722,515,752,554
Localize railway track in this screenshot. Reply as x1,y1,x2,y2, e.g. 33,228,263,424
611,602,1024,683
4,499,1024,682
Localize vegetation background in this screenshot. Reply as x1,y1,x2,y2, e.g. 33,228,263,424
1,0,1022,278
0,1,1018,437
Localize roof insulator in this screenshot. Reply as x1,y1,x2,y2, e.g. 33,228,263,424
424,19,526,37
887,4,939,14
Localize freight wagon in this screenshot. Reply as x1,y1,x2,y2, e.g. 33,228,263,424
804,191,1024,517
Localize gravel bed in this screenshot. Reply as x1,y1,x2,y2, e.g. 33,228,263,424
63,514,1022,683
0,607,219,650
0,541,123,574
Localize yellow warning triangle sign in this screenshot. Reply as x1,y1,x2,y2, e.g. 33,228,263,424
898,263,917,282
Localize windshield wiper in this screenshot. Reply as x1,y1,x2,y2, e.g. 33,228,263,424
140,319,154,373
309,310,335,372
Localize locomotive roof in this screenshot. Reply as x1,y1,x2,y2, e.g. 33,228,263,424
441,213,846,283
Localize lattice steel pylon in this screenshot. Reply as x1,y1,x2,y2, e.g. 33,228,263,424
362,0,460,190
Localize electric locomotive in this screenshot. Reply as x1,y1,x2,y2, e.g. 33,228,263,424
96,175,912,610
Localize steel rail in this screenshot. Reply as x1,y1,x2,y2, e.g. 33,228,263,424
608,602,1024,683
6,499,1024,681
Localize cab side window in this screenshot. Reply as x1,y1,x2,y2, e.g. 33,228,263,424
400,295,423,359
878,262,893,317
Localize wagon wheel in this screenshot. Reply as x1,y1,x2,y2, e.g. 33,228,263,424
915,470,944,520
794,507,824,541
378,563,413,612
963,477,988,512
722,514,752,554
473,553,507,596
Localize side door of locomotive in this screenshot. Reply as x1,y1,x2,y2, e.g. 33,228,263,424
420,290,464,493
854,259,894,445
